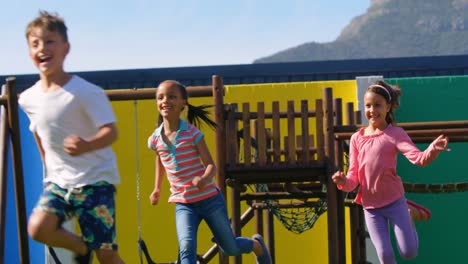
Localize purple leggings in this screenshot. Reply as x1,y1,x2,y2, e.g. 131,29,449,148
364,197,418,264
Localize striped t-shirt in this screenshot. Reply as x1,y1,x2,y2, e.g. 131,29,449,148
147,119,217,203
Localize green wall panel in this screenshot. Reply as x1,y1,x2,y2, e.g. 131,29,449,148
386,76,468,264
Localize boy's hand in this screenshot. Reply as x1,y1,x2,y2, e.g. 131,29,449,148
332,171,346,185
149,189,161,205
63,135,90,156
192,176,208,189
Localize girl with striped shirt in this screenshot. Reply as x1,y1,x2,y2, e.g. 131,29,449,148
148,80,271,264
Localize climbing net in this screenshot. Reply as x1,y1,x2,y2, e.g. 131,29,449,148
253,183,327,234
238,134,327,234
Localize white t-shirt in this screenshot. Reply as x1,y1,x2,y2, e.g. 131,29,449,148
18,75,120,188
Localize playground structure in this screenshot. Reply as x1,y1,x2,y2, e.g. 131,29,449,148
1,75,468,264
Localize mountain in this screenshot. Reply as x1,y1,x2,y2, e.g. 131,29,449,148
253,0,468,63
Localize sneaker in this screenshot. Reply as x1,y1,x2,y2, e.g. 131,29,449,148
252,234,272,264
407,199,431,221
74,248,93,264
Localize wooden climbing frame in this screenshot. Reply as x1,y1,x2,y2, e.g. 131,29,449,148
213,85,347,264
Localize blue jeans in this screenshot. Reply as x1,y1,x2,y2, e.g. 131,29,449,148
175,190,254,264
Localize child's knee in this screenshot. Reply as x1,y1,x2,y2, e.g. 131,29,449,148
219,247,242,256
377,247,396,264
95,249,124,264
179,239,196,258
27,211,59,241
27,214,47,241
400,247,418,259
398,234,418,259
379,252,397,264
27,219,41,240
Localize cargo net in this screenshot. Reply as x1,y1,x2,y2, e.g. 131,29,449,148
252,184,327,234
238,133,327,234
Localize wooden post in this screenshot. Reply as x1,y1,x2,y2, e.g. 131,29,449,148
315,99,325,161
323,87,343,264
242,103,252,166
300,100,310,163
212,75,229,264
212,75,226,197
6,77,30,264
250,120,265,240
342,105,368,263
266,211,275,264
286,101,296,164
257,102,267,165
0,87,9,261
272,102,281,164
333,98,346,263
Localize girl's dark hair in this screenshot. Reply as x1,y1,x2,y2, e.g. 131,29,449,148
157,80,217,129
367,80,401,124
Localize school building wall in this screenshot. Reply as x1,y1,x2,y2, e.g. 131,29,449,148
6,75,467,263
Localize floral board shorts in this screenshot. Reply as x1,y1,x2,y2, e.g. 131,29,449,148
34,181,118,250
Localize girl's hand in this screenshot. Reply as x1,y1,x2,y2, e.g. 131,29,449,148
192,176,208,189
332,171,346,185
433,134,450,152
149,189,161,205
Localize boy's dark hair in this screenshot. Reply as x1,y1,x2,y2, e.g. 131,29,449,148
157,80,217,129
26,10,68,42
367,80,401,124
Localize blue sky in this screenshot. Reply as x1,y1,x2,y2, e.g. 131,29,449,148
1,0,370,76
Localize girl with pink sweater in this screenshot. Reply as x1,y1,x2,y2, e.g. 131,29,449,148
332,81,449,264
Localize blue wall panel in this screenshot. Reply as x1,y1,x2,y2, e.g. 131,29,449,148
4,109,44,263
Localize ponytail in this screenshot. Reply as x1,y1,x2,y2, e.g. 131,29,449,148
187,104,217,129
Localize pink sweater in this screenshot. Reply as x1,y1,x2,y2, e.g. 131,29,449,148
338,124,440,209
